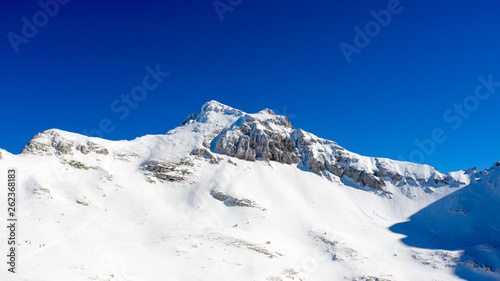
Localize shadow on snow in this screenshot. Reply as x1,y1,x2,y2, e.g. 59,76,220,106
390,179,500,281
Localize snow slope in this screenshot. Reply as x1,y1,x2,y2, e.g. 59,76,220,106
391,164,500,281
0,100,497,281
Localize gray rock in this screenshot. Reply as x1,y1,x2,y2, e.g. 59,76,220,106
76,145,90,155
21,131,73,156
210,190,228,201
259,108,276,115
211,110,469,191
181,113,200,125
141,159,193,182
52,139,73,154
67,160,90,170
191,148,220,164
21,130,114,158
215,116,298,164
212,115,390,190
76,141,109,155
210,190,261,209
76,197,89,206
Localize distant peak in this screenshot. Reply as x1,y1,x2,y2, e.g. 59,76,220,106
201,100,224,111
35,128,84,140
180,100,245,126
41,128,65,136
200,100,242,115
258,108,276,115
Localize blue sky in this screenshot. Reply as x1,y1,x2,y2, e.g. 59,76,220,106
1,0,499,172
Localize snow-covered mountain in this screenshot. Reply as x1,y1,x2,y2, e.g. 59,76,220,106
0,100,498,281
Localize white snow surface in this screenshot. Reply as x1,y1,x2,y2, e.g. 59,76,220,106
0,100,498,281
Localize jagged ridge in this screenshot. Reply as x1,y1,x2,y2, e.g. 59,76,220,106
17,101,472,192
195,102,467,190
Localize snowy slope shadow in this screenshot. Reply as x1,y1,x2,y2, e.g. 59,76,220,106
390,166,500,281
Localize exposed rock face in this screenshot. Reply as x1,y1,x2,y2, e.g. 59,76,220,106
215,115,299,164
210,190,262,209
18,101,472,192
181,113,200,125
213,115,388,190
210,190,228,201
191,148,221,164
259,108,276,115
22,130,112,158
76,141,109,155
210,111,464,191
201,100,242,117
67,160,92,170
141,159,194,183
0,150,2,160
22,130,74,156
76,197,90,206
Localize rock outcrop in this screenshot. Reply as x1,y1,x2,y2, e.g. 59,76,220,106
212,114,389,189
76,141,109,155
18,101,471,192
214,115,299,164
22,130,74,156
190,148,221,164
21,130,112,158
210,190,262,209
205,106,465,191
141,159,194,183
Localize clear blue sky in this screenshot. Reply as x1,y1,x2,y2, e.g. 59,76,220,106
1,0,499,172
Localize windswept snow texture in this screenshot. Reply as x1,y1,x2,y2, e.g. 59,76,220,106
0,100,497,281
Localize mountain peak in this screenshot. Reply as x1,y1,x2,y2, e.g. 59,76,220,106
5,101,499,281
201,100,242,115
19,100,472,192
181,100,243,126
258,108,276,115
